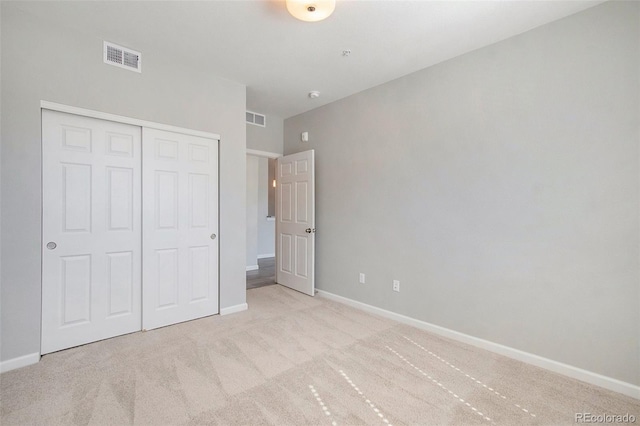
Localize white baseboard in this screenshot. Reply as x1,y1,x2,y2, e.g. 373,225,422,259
246,265,259,271
220,303,248,316
317,290,640,400
0,352,40,373
257,253,275,259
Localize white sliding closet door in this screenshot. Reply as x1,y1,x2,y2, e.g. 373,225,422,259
42,110,142,354
142,128,219,330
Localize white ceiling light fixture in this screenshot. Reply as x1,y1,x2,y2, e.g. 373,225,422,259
308,91,320,99
286,0,336,22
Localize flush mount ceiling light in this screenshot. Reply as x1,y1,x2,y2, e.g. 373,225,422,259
286,0,336,22
308,91,320,99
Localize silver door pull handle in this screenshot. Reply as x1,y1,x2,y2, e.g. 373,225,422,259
46,242,57,250
210,233,217,240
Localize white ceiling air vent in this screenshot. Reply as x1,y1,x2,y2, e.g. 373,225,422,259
246,111,266,127
103,41,141,73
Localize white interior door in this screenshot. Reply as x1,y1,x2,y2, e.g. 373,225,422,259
42,110,142,354
276,150,315,296
142,128,219,330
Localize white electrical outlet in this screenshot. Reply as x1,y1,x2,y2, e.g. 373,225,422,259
393,280,400,292
359,273,366,284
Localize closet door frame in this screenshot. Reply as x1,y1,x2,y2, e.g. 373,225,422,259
42,102,220,141
40,101,221,354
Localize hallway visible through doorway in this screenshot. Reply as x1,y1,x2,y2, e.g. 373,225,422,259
247,257,276,289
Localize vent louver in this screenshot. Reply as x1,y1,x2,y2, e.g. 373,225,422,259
246,111,266,127
104,41,141,73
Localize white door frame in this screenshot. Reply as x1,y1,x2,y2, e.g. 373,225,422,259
42,101,220,141
40,100,221,354
246,149,282,160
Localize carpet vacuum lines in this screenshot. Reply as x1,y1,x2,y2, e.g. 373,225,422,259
309,384,338,426
386,346,495,424
339,369,393,425
402,336,536,418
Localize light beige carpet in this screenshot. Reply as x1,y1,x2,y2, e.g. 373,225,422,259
1,285,638,425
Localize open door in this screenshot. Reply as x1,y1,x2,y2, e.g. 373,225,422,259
276,150,315,296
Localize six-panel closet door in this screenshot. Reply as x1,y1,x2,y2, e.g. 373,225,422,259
142,128,219,330
41,110,142,354
42,110,220,354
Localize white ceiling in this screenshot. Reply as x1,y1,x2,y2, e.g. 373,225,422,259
9,0,602,119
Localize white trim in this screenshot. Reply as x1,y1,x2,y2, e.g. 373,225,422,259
246,265,259,271
257,253,275,259
266,216,275,222
317,290,640,400
0,353,40,373
246,149,282,159
40,101,220,140
220,303,248,316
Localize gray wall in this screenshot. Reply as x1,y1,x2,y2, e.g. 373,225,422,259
246,156,259,268
257,157,275,257
247,115,284,154
284,1,639,385
1,5,247,362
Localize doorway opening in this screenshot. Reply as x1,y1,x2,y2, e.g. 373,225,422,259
246,153,278,289
247,257,276,289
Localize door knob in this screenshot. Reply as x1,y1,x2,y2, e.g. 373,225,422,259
46,242,57,250
305,228,312,233
210,233,217,240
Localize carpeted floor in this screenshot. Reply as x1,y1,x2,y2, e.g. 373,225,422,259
1,285,638,425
